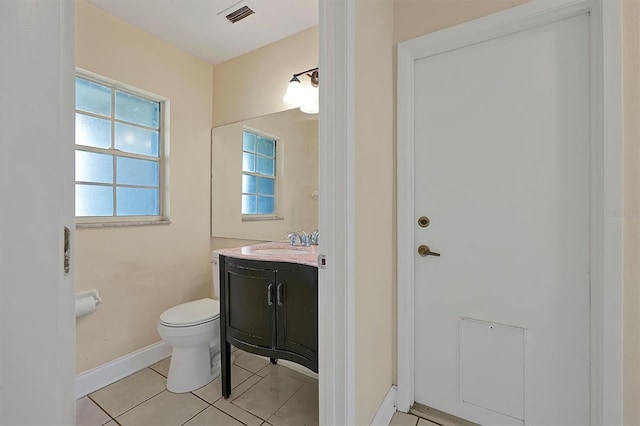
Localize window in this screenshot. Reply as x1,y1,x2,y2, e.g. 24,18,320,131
75,73,167,221
242,130,276,215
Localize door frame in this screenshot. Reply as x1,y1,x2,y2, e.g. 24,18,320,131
396,0,623,424
318,0,357,425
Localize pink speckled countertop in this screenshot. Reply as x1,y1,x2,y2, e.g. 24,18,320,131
214,241,318,267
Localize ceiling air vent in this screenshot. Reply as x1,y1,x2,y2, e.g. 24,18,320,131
226,5,255,23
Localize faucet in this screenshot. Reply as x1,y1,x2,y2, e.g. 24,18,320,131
298,231,311,246
286,231,312,246
286,232,299,246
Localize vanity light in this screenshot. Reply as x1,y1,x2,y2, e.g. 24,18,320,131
300,85,319,114
283,67,319,114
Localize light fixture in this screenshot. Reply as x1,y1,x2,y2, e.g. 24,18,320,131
283,67,319,114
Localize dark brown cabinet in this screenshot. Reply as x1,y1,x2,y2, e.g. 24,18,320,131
219,256,318,398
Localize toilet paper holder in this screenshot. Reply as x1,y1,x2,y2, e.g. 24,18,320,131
75,289,102,318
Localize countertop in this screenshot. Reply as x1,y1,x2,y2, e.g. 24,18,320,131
214,241,319,267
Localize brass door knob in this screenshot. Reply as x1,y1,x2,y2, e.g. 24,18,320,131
418,245,440,257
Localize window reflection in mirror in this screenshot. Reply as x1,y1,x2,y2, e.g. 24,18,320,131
212,108,318,242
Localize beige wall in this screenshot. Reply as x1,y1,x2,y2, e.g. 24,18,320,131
623,0,640,424
75,0,213,373
354,0,395,424
393,1,640,424
212,27,319,128
394,0,530,44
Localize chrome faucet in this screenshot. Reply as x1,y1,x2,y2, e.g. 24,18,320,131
298,231,311,246
286,232,299,246
286,231,312,246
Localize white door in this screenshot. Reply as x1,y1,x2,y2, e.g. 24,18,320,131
0,1,75,424
412,13,591,425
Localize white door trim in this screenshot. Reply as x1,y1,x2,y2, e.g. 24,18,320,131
318,0,356,424
396,1,623,424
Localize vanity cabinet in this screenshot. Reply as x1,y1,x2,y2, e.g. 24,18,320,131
219,256,318,398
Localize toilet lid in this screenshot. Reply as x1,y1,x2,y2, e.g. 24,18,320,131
159,298,220,327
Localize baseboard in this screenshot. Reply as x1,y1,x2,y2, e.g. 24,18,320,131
370,385,397,426
277,359,319,380
75,341,171,399
249,352,319,380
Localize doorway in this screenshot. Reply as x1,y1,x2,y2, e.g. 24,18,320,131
397,0,624,424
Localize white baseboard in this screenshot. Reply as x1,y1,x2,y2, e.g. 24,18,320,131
249,352,318,380
370,385,397,426
277,359,319,380
75,341,171,399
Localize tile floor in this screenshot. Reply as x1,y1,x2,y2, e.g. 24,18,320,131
389,412,439,426
76,350,318,426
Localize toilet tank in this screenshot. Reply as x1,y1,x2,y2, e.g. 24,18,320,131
211,251,221,299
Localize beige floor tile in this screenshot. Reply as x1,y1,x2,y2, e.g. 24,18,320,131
90,368,166,417
390,411,419,426
214,397,263,426
418,418,441,426
75,397,111,426
232,369,305,419
102,422,118,426
255,362,278,377
150,357,171,377
193,365,254,404
183,405,244,426
228,374,262,400
234,350,271,373
268,382,318,426
116,390,207,426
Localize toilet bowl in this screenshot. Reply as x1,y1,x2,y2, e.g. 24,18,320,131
157,251,229,393
157,298,221,393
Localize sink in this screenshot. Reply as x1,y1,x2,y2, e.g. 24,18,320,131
252,247,311,255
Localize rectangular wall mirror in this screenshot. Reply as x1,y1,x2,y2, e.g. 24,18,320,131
211,108,318,242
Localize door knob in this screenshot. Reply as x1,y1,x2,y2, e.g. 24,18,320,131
418,244,440,257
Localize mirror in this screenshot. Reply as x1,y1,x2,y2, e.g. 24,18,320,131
211,108,318,242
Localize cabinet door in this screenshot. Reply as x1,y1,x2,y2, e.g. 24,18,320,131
224,261,276,349
276,264,318,365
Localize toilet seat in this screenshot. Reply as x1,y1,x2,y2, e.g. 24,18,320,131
159,298,220,327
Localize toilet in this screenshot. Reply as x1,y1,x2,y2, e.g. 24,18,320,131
157,252,226,393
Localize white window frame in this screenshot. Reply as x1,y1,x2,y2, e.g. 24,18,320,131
75,69,170,227
240,126,281,221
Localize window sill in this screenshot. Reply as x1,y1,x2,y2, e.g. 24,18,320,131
76,220,172,229
241,216,284,222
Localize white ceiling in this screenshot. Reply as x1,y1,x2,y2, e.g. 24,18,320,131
87,0,319,65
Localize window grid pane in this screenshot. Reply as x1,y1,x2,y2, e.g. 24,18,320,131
115,90,160,129
115,122,160,157
75,75,163,218
75,113,111,149
242,130,276,215
75,184,114,217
